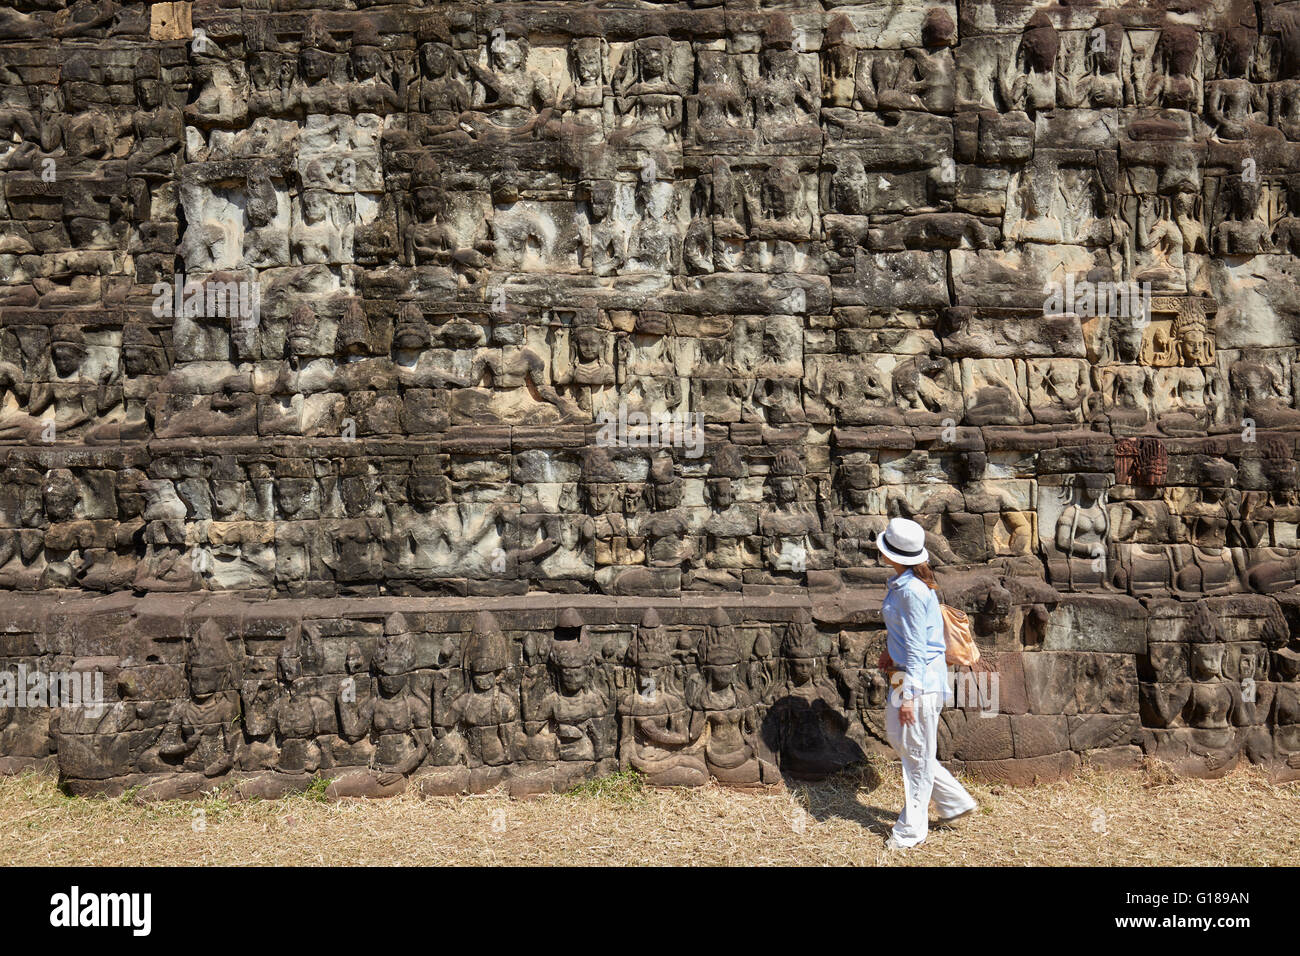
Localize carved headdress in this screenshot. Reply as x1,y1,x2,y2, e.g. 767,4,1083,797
781,609,819,660
394,302,431,351
188,619,243,687
336,298,371,355
374,632,415,676
699,606,741,667
550,608,593,667
630,606,673,669
466,611,510,673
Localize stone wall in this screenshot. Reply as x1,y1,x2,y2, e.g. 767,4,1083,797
4,589,1300,796
2,0,1300,793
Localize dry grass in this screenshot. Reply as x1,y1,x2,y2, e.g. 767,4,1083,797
0,757,1295,866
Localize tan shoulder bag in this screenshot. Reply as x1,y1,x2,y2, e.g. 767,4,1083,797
940,604,980,667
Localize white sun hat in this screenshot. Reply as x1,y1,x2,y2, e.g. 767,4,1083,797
875,516,929,566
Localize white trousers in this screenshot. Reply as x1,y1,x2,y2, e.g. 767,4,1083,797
885,690,977,847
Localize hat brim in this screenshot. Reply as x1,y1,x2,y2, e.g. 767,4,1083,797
875,534,929,566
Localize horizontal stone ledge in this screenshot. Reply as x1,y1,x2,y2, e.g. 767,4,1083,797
0,588,893,631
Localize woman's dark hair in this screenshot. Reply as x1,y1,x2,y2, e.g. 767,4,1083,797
909,561,939,590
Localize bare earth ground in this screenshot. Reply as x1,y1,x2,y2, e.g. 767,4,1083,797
0,756,1295,866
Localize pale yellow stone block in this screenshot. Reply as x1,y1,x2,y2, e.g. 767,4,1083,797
150,2,192,41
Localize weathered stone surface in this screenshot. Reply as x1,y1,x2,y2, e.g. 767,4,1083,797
2,1,1300,792
1041,595,1146,653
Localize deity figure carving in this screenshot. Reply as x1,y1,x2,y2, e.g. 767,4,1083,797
0,356,39,442
430,613,523,787
559,36,608,138
558,309,615,390
1270,643,1300,773
752,18,819,145
1061,11,1127,109
635,452,694,573
347,20,402,115
873,8,956,114
409,20,471,143
761,449,822,577
292,186,347,265
326,473,390,587
332,632,426,796
618,608,707,786
127,53,182,179
404,155,458,268
1134,194,1190,285
532,513,597,584
584,181,631,276
523,614,616,786
1028,359,1089,424
264,304,343,437
612,36,683,148
247,50,291,119
1228,358,1300,428
699,444,755,585
138,620,242,794
751,158,810,242
1004,155,1069,245
1000,11,1059,114
390,303,463,391
1142,21,1201,110
1172,478,1245,598
762,612,862,779
580,448,638,572
820,16,858,108
829,152,874,219
1271,65,1300,140
449,324,585,426
384,471,455,586
1141,300,1215,368
1213,177,1270,255
1271,180,1300,252
1111,497,1178,595
328,642,375,771
1236,450,1300,594
50,54,120,163
40,468,87,589
1205,20,1273,142
625,181,679,274
686,608,772,785
27,326,120,441
0,465,45,589
1178,604,1249,775
242,169,288,268
1045,473,1112,591
461,22,554,141
289,15,346,115
692,51,751,147
1170,182,1208,257
263,643,334,781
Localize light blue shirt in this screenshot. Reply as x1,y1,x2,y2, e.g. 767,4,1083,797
881,569,947,699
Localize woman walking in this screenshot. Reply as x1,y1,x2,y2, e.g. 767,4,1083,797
875,517,977,850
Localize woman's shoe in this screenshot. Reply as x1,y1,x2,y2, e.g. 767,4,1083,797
935,806,975,826
884,835,922,850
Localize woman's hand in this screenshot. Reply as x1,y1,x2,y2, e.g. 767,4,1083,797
898,698,917,726
877,650,894,671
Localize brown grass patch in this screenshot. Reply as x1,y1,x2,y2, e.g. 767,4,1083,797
0,756,1295,866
